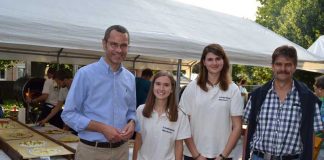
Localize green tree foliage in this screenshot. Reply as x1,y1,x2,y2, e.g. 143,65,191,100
48,63,73,71
0,60,19,70
193,63,273,88
256,0,324,48
248,66,273,85
232,64,272,86
256,0,288,32
232,64,248,83
256,0,324,89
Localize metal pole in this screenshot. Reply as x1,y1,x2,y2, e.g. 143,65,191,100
56,48,63,70
133,55,140,76
73,64,79,76
176,59,182,103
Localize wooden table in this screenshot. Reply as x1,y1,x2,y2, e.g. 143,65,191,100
0,118,75,160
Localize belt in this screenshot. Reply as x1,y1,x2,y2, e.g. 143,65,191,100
253,150,299,160
80,139,125,148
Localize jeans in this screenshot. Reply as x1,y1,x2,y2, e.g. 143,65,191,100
251,154,263,160
250,153,299,160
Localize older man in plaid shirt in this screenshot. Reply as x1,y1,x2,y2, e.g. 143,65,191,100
243,45,324,160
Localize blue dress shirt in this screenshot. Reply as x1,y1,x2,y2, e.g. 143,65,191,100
61,57,138,142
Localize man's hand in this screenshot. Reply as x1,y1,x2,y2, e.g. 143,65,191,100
62,125,70,131
101,125,123,143
121,120,135,140
37,119,47,126
87,120,134,143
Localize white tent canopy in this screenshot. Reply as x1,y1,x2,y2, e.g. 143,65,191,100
0,0,323,71
305,35,324,73
308,35,324,58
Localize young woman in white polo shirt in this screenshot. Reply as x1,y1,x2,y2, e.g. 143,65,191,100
180,44,243,160
133,71,191,160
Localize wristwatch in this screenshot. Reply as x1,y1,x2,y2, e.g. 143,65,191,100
128,119,135,124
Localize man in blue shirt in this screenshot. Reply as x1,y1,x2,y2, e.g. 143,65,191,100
61,25,138,160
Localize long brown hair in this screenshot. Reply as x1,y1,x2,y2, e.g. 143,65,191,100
142,71,178,122
197,43,231,91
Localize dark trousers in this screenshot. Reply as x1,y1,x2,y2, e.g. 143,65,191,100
184,155,232,160
39,104,64,129
184,155,215,160
131,132,136,140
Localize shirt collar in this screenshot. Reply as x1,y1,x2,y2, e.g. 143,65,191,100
99,57,123,73
152,109,167,117
270,80,297,93
206,82,219,89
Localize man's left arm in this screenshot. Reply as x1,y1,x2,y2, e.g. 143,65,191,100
121,119,136,140
122,79,138,139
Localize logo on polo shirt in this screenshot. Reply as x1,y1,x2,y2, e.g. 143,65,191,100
162,126,174,134
218,96,230,101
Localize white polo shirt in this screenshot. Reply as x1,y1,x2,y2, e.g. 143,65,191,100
179,80,243,158
136,104,191,160
42,78,59,105
58,87,68,102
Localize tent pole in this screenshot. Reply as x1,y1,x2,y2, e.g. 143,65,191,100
133,55,140,76
188,61,196,80
176,59,182,103
25,60,31,77
56,48,63,70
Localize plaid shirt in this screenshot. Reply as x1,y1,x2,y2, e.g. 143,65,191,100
243,81,324,156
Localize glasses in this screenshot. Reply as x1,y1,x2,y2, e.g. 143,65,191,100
107,41,128,50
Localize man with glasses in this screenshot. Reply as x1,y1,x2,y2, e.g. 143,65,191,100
243,45,324,160
61,25,138,160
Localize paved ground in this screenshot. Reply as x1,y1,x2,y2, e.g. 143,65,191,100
319,149,324,159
